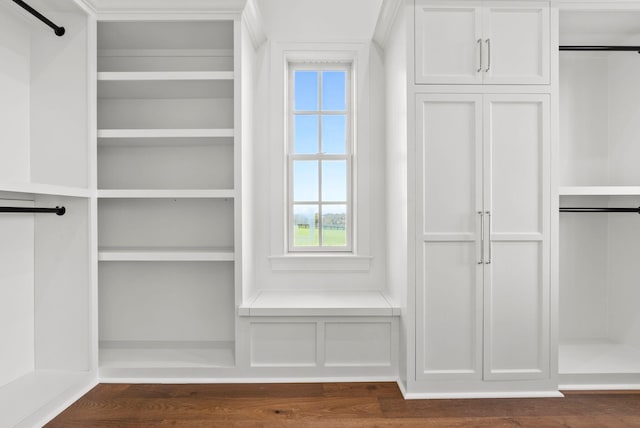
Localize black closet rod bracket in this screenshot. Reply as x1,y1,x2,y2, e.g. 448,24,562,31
560,46,640,54
12,0,65,36
0,206,66,216
560,207,640,214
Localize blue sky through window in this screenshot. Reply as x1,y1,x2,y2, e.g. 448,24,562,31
322,71,346,111
294,71,318,110
294,116,319,153
293,69,347,202
291,68,349,248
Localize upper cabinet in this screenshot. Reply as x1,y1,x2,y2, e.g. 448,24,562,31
415,1,550,85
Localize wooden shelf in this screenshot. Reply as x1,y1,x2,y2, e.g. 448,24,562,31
99,341,235,369
99,247,234,262
560,186,640,196
97,189,234,199
98,71,234,81
98,129,234,139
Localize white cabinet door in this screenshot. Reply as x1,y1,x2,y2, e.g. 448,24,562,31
482,3,550,84
483,94,550,380
415,94,550,383
415,2,483,84
415,94,483,380
414,1,549,85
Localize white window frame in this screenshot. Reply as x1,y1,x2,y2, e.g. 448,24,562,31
267,43,373,272
287,62,354,253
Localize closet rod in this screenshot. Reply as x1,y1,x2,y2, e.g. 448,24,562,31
12,0,65,36
560,46,640,53
0,206,66,216
560,207,640,213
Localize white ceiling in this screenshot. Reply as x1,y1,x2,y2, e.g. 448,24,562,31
256,0,384,41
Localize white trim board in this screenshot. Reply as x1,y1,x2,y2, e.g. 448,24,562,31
239,290,400,316
401,391,565,400
0,183,92,198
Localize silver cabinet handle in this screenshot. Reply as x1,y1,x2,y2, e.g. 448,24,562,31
477,39,482,72
485,39,491,72
485,211,492,264
478,211,484,264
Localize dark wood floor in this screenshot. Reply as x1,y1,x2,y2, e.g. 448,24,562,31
46,383,640,427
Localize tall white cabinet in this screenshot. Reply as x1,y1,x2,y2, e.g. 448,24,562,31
385,0,557,396
416,94,551,384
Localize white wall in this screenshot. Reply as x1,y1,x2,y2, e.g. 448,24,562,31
244,2,389,296
30,12,89,188
383,0,407,383
0,199,34,387
0,5,89,188
257,0,383,42
35,195,91,370
0,8,31,183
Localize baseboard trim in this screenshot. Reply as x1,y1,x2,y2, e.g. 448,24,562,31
401,390,565,400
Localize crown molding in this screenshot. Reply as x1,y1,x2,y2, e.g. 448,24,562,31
81,0,248,14
242,0,267,49
373,0,402,48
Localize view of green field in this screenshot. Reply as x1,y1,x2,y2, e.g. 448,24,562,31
294,226,346,247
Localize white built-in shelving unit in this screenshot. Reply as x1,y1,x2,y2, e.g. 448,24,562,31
0,0,96,426
96,19,239,375
559,9,640,386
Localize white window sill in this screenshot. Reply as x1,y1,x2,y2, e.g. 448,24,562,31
268,254,372,272
238,290,400,317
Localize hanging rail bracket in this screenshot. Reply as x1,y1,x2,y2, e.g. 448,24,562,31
12,0,65,37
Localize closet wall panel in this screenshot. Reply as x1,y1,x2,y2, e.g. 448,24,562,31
0,200,34,386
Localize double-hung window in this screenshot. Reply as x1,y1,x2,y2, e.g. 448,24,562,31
288,63,352,252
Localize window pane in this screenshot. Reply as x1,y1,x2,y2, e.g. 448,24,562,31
321,115,346,154
322,160,347,202
293,160,318,202
322,205,347,247
293,205,319,247
294,71,318,111
322,71,346,111
294,115,319,154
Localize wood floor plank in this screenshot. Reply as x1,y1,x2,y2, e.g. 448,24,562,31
46,383,640,428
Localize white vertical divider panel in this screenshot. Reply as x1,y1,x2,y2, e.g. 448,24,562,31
483,94,550,381
234,16,243,367
548,5,559,388
415,94,483,381
87,12,99,374
0,199,34,387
